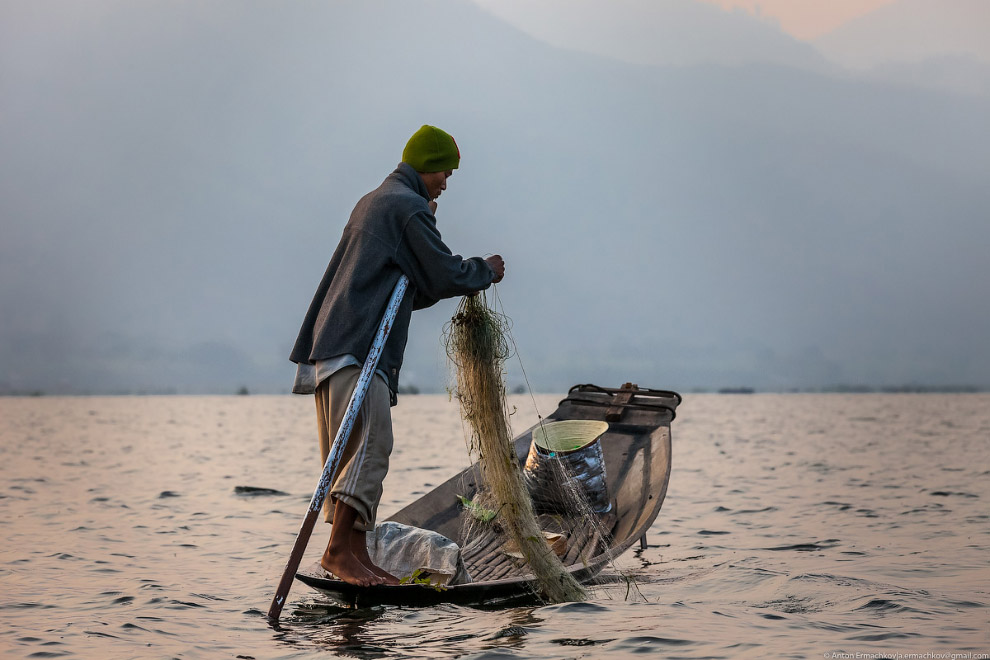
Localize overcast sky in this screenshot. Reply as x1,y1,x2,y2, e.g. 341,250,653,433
1,0,988,394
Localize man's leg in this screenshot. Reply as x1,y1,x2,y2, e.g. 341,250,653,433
317,367,399,585
321,499,385,586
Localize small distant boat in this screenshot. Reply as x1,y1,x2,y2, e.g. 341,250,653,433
296,383,681,607
717,387,755,394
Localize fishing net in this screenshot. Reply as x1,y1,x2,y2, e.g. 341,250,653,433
443,291,634,603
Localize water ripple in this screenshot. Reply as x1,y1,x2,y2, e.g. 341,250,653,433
2,393,987,659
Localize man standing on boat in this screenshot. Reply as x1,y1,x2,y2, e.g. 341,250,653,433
289,125,505,587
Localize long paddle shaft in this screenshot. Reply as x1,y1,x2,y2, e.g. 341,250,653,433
268,275,410,622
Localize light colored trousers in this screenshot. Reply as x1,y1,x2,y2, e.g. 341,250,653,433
315,366,393,532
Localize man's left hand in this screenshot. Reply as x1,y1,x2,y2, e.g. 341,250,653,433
485,254,505,283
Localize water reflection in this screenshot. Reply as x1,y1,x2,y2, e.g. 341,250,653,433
276,600,547,658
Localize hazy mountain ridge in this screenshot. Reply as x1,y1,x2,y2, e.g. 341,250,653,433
470,0,829,70
1,0,987,394
814,0,990,68
469,0,990,96
810,0,990,97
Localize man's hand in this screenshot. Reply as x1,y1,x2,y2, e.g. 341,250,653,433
485,254,505,283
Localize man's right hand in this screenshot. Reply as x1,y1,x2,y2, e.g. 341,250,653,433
485,254,505,283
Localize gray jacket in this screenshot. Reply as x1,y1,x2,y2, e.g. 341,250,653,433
289,162,495,402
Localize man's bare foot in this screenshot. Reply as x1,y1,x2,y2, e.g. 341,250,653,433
323,500,391,586
321,547,385,587
351,533,400,585
368,563,400,586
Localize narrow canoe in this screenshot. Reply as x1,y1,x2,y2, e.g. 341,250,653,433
296,383,680,607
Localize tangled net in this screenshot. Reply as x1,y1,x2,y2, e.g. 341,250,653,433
443,291,587,603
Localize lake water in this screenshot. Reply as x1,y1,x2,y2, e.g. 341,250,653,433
1,393,987,659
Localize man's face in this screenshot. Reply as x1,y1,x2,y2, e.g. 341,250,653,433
420,169,453,201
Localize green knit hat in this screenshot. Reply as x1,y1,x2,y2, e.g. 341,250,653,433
402,125,460,173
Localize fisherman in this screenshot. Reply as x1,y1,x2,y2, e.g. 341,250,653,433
289,125,505,587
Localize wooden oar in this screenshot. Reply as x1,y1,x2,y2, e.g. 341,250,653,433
268,274,410,622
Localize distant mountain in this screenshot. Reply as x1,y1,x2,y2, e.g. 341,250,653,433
862,55,990,96
810,0,990,96
470,0,828,70
1,0,988,394
814,0,990,68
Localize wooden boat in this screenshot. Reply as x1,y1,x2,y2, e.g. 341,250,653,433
295,383,680,608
